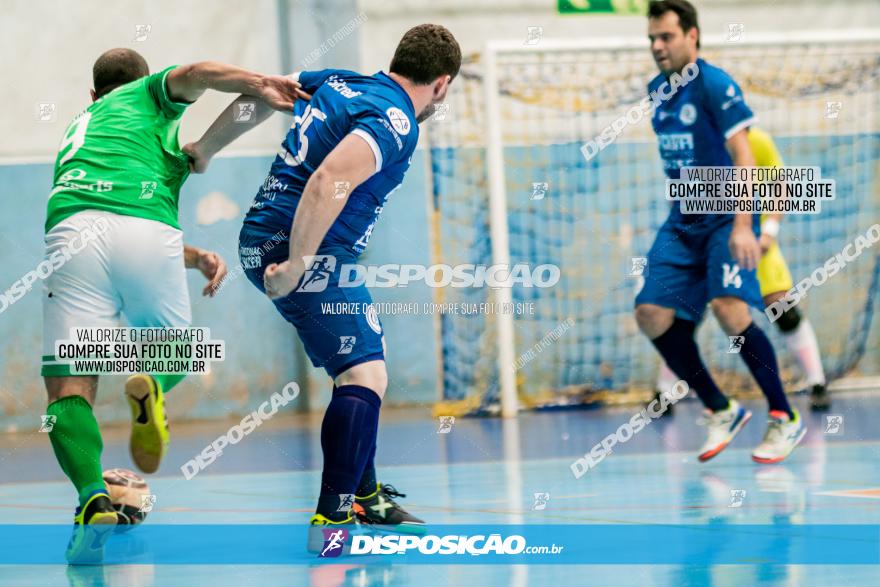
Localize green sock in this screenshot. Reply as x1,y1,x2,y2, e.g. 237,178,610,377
151,373,186,394
47,396,106,506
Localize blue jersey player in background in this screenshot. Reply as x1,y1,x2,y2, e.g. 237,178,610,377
186,24,461,549
635,1,805,464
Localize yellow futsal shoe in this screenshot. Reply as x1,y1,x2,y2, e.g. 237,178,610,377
67,491,118,564
125,374,169,474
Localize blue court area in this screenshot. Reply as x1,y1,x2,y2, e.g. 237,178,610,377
1,390,879,586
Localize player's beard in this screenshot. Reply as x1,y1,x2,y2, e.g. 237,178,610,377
416,106,434,124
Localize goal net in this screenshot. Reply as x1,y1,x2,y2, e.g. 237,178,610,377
427,31,880,416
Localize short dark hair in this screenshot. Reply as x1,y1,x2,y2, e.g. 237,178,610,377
389,24,461,85
648,0,701,49
92,48,149,98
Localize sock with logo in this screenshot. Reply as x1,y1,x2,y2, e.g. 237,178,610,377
46,396,106,506
317,385,381,521
650,318,730,412
737,322,793,418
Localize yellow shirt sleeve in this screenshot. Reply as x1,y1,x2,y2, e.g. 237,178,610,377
749,128,785,225
748,127,784,168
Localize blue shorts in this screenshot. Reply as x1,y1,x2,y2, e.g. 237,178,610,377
634,218,763,322
239,226,384,378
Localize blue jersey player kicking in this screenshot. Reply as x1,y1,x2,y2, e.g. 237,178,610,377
635,1,805,464
185,24,461,549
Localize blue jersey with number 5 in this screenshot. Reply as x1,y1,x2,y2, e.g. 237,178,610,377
243,69,419,256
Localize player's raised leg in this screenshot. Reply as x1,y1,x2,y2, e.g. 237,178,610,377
124,246,226,474
117,223,224,474
112,215,189,475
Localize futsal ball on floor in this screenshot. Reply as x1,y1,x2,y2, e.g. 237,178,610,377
103,468,154,526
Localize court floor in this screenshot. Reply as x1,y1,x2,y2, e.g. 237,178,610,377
1,390,878,586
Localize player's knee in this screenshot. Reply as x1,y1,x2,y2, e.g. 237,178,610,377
634,305,655,329
774,306,801,333
334,360,387,399
635,304,672,338
710,297,750,334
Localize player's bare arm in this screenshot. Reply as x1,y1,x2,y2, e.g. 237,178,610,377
263,134,378,299
183,92,311,174
180,70,311,174
726,128,760,270
166,62,305,108
183,244,228,298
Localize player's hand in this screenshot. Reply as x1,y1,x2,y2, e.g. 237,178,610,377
264,259,304,299
182,142,210,174
196,250,228,297
257,75,311,112
758,233,776,255
729,224,761,271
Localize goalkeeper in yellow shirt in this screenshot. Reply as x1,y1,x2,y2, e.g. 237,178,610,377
655,127,830,411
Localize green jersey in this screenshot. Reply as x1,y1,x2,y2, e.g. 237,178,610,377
45,66,191,233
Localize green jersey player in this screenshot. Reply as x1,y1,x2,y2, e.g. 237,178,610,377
42,48,306,563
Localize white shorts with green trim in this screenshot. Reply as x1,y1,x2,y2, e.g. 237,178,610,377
41,211,191,376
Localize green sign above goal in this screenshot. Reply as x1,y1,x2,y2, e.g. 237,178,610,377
558,0,647,14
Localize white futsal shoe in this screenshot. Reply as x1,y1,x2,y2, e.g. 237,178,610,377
697,399,752,462
752,410,806,464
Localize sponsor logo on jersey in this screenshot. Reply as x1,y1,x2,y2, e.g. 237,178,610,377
386,107,411,135
721,84,744,111
377,117,404,150
366,304,382,334
657,133,694,152
326,75,362,99
678,103,697,125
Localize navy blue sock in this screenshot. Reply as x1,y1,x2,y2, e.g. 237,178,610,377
650,318,730,412
317,384,381,520
737,322,793,418
326,384,379,499
356,444,377,498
